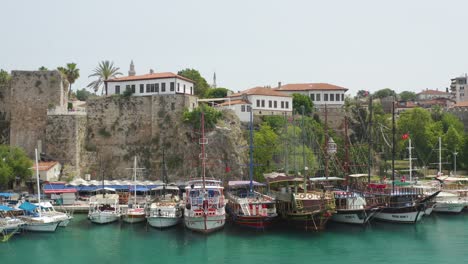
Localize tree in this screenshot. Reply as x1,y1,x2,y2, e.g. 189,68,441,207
57,63,80,99
75,88,94,101
253,123,279,180
38,66,48,71
205,87,231,98
441,113,464,134
399,91,416,101
0,145,33,188
177,68,210,97
356,90,369,99
397,108,433,159
88,61,122,95
373,88,396,99
0,69,10,85
292,93,314,115
183,104,223,129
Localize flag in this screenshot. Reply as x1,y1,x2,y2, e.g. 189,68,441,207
401,133,409,140
225,166,231,173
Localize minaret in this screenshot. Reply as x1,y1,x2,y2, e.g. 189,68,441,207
128,60,136,76
212,72,217,88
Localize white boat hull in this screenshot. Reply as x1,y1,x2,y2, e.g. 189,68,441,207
433,203,465,213
88,212,120,224
331,210,377,224
22,221,60,232
184,214,226,233
147,216,181,228
374,210,424,224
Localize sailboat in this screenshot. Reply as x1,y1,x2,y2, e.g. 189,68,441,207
88,158,121,224
226,110,277,229
184,112,226,233
373,100,439,223
17,148,62,232
121,156,146,223
146,149,183,228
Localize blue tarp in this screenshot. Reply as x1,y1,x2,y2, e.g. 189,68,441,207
74,185,159,192
19,202,38,212
0,205,14,211
0,192,15,198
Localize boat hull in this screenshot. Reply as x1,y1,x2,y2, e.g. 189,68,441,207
184,214,225,233
147,216,181,228
88,212,120,224
283,212,332,231
331,209,377,225
122,214,146,224
433,203,465,213
374,208,424,224
21,221,60,232
230,214,276,229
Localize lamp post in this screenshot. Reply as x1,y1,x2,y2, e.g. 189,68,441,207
453,151,458,177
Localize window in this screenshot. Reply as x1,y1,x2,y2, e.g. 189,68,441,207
330,94,335,101
257,100,260,107
177,83,180,92
324,93,329,101
310,94,315,101
281,101,284,108
241,105,246,112
131,85,136,93
336,93,340,101
274,101,277,108
161,83,166,92
341,94,344,101
170,82,175,92
140,84,144,93
285,101,289,109
190,87,193,94
126,85,130,92
115,85,120,94
247,105,251,112
269,100,272,108
316,94,321,101
151,84,155,92
155,83,159,92
261,100,265,107
146,84,150,93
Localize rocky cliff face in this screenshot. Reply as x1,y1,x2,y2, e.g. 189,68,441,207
83,95,248,182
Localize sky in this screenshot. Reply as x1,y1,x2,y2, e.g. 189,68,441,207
1,0,468,96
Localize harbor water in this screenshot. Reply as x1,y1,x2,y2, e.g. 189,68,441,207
2,213,467,264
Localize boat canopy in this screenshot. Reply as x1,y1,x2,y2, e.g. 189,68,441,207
19,202,38,212
348,174,368,178
228,181,265,187
151,184,179,191
0,205,14,211
309,177,344,181
0,192,15,198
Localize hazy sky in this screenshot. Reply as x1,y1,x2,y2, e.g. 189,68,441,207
2,0,468,96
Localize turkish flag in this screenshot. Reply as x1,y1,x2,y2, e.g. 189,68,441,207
225,166,231,173
401,133,409,140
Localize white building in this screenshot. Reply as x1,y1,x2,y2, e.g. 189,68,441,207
450,75,468,103
32,161,61,181
105,61,195,96
274,83,348,108
221,87,292,122
416,89,451,101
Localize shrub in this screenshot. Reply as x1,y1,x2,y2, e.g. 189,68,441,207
183,104,222,129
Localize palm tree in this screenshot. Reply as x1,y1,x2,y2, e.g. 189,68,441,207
57,63,80,99
87,61,122,95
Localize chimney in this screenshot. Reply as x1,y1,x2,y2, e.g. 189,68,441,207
149,69,154,74
278,81,282,88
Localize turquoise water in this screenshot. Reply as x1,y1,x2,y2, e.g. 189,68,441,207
2,213,467,264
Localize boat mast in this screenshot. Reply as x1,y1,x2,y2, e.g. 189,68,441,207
201,112,206,191
162,148,168,184
301,106,307,194
293,114,297,175
284,112,289,173
35,148,41,217
368,96,373,184
324,104,329,180
133,156,137,204
344,115,350,186
438,137,442,175
249,110,254,194
392,99,395,191
408,138,412,182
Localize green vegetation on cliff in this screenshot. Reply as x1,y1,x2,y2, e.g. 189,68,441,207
183,104,223,129
0,145,33,188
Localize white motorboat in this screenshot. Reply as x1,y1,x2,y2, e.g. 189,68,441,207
433,192,467,213
146,185,182,228
17,201,61,232
88,190,121,224
36,202,73,227
1,205,25,236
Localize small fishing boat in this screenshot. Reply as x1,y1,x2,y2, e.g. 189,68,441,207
88,188,121,224
331,190,381,225
1,205,25,239
146,184,183,228
433,192,467,213
121,156,146,224
226,181,277,229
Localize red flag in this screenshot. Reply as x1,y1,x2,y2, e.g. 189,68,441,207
225,166,231,173
401,133,409,140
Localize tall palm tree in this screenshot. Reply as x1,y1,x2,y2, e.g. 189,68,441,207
57,63,80,99
87,61,122,95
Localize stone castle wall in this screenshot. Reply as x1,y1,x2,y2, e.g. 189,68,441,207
9,71,67,156
0,79,10,144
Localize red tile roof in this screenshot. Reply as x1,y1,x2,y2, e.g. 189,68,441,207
218,100,251,106
105,72,194,83
454,101,468,107
418,89,450,95
274,83,348,92
230,87,292,98
33,161,59,171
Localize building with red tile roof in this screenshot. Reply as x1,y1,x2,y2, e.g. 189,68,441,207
32,161,61,181
274,83,348,108
416,88,451,101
